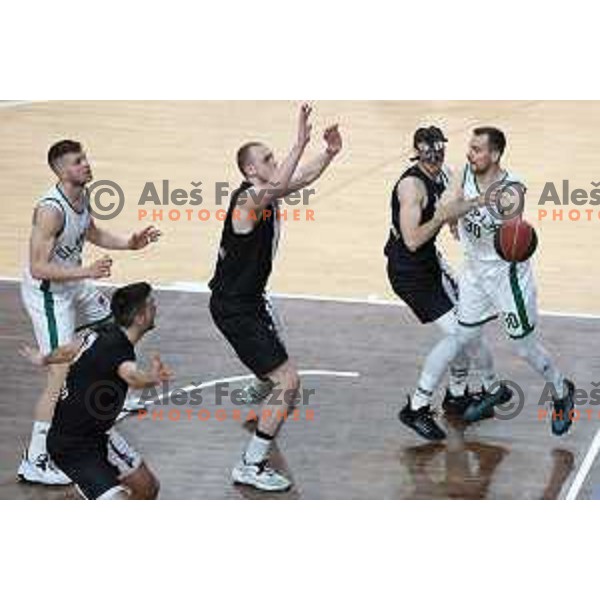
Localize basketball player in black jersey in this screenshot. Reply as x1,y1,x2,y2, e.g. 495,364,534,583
385,126,495,440
20,283,172,499
209,104,342,491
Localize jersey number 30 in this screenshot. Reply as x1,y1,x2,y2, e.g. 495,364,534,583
465,221,481,238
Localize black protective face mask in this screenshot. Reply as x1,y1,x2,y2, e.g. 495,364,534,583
415,141,445,166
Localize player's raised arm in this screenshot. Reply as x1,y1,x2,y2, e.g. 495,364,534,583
286,124,342,193
243,103,313,213
29,205,112,282
86,220,162,250
117,354,173,390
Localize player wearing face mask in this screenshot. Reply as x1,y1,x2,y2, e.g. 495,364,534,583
385,126,496,440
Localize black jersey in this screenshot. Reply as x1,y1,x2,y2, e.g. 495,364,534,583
50,324,135,439
384,164,456,322
384,164,448,270
208,181,280,304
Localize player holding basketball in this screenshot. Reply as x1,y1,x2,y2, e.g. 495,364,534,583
20,283,170,499
19,140,161,485
406,127,575,436
209,103,342,491
388,126,500,440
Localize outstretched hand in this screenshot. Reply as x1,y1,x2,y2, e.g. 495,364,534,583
128,226,162,250
18,344,46,367
150,353,174,382
296,102,313,148
324,124,342,156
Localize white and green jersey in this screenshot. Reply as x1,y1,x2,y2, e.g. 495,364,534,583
456,165,537,338
24,184,91,290
459,164,525,264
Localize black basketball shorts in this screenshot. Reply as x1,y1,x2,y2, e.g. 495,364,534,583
209,293,289,378
386,256,458,324
47,428,142,500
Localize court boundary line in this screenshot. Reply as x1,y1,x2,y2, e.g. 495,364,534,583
0,101,48,109
2,275,600,320
117,369,360,423
564,426,600,500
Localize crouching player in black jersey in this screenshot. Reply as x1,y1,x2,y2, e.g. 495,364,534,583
19,283,172,499
385,126,498,441
209,103,342,492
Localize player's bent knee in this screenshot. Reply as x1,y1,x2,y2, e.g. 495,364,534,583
137,472,160,499
133,478,159,500
121,464,160,500
269,362,300,391
146,475,160,500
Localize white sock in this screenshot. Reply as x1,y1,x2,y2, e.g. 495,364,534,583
244,432,272,464
481,374,500,392
415,335,464,401
411,387,433,411
436,312,470,397
28,421,50,460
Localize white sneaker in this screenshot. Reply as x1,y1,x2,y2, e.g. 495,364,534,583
17,453,71,486
241,379,274,405
232,459,292,492
122,394,148,413
117,394,148,421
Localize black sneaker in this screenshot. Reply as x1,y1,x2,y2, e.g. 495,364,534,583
399,400,446,441
463,384,512,423
442,388,470,416
441,387,493,419
551,379,575,436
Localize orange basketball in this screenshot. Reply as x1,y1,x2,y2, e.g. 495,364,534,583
494,218,538,262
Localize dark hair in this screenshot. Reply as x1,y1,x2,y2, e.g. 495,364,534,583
413,125,447,150
473,127,506,157
110,282,152,327
236,142,263,177
47,140,83,171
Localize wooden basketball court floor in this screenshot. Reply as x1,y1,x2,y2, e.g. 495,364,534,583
1,100,599,499
1,282,599,500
